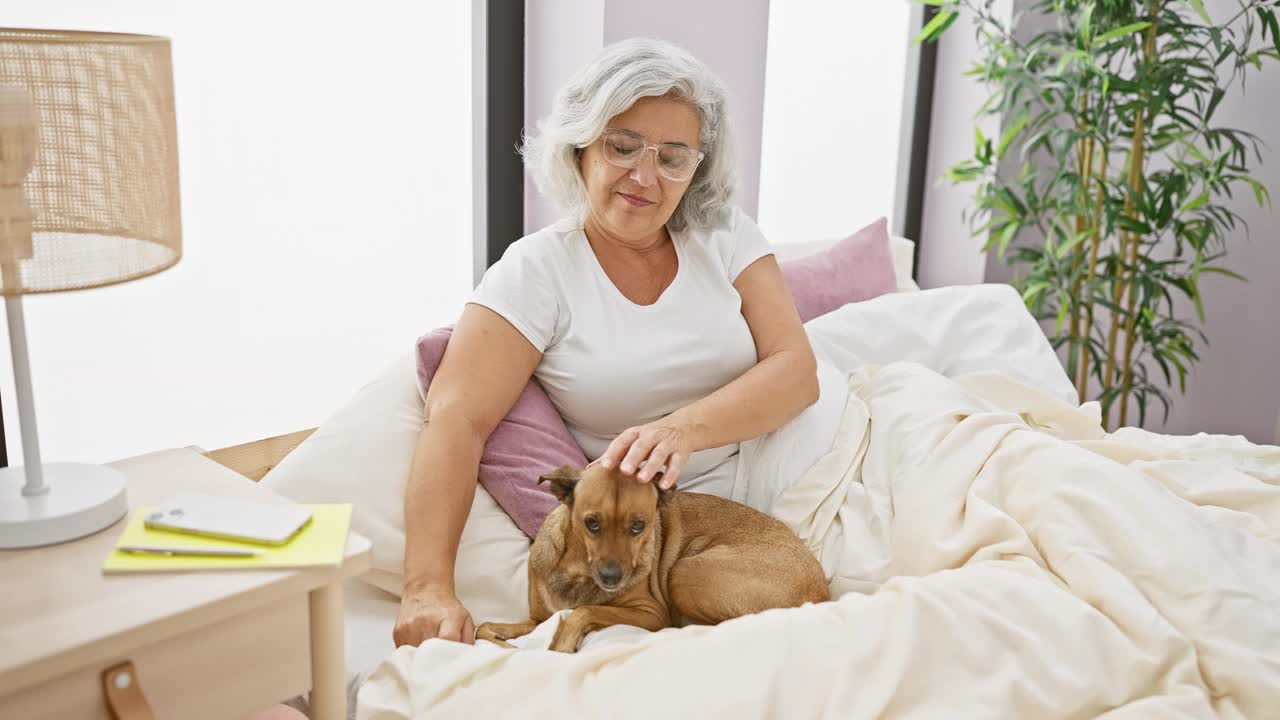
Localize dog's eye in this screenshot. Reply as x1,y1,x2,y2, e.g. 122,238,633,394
629,520,645,536
584,516,601,534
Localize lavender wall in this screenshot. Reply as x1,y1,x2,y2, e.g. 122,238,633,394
1161,0,1280,443
915,3,1010,290
919,2,1280,443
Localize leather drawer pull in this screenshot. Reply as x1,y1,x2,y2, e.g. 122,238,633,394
102,661,156,720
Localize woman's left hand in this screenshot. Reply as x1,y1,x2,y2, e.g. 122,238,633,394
598,417,696,489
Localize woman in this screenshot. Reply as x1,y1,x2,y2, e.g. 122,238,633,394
393,37,820,648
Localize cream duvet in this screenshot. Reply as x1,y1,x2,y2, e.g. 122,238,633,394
358,288,1280,719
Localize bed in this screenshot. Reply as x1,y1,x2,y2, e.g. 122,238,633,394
202,236,1280,719
199,234,923,681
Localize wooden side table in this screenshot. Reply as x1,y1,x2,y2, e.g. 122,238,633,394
0,447,372,720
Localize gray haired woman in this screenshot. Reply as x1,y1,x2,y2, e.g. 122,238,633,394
393,37,819,648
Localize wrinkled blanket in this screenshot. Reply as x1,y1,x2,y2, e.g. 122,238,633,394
358,359,1280,719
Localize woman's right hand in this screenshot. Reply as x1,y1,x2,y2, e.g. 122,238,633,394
396,305,540,650
393,585,475,647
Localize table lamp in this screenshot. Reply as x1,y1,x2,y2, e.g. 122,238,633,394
0,28,181,548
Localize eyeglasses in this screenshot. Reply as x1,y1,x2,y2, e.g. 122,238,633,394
598,128,706,183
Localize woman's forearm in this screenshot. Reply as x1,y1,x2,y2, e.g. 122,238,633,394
670,347,819,452
402,413,485,595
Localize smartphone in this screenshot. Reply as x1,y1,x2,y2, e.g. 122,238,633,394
144,494,313,546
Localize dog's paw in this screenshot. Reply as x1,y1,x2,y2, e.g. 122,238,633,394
547,624,583,653
476,621,534,649
547,638,579,653
474,623,511,647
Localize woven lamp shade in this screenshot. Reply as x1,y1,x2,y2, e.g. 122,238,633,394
0,28,181,296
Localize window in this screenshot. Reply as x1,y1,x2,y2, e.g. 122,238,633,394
757,2,914,245
0,2,473,462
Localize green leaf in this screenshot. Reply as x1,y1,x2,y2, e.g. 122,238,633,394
1080,3,1094,46
1053,50,1088,75
1205,87,1226,123
1152,352,1174,386
1245,177,1271,208
1198,266,1248,282
996,222,1020,256
1105,73,1138,93
1056,229,1091,259
912,9,956,45
1093,22,1152,46
1260,9,1280,56
1183,0,1211,24
945,163,984,183
1215,40,1236,68
1157,192,1174,227
910,0,946,5
1180,192,1210,213
974,126,991,163
1022,281,1051,304
1116,216,1154,235
998,110,1031,158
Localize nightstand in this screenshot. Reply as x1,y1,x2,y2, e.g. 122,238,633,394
0,447,372,720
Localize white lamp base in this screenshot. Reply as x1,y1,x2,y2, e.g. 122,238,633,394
0,463,129,548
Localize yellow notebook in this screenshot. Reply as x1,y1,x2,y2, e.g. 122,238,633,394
102,504,352,574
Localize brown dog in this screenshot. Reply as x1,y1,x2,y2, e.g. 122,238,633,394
475,463,830,653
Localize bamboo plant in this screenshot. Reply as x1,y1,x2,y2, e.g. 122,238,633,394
918,0,1280,429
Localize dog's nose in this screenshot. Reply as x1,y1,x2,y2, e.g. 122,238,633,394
599,561,623,588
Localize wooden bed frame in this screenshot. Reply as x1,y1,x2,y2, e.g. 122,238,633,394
201,428,318,481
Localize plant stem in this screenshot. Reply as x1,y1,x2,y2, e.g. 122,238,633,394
1072,149,1096,396
1069,96,1094,399
1102,226,1128,413
1079,141,1110,404
1102,0,1161,429
1118,0,1163,428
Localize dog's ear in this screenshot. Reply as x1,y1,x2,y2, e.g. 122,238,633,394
653,474,677,505
538,465,581,505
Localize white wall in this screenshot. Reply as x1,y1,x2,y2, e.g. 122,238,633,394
0,1,474,463
524,0,771,235
757,1,911,246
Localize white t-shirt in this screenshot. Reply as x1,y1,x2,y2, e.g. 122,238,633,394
468,205,773,499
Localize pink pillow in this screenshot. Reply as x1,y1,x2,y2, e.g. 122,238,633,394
779,216,899,322
415,326,585,539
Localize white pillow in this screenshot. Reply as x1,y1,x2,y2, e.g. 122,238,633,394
742,283,1077,511
260,352,532,624
803,283,1077,403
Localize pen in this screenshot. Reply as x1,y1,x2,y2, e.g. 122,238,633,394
117,544,263,558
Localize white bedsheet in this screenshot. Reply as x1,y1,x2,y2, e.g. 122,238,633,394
355,287,1280,719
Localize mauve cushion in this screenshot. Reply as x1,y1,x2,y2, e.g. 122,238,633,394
779,217,899,322
415,326,585,539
